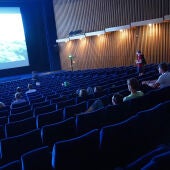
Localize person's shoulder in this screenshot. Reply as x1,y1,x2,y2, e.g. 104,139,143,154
137,91,144,96
123,95,130,102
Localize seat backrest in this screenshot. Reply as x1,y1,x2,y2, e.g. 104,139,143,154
0,129,42,164
0,160,21,170
100,116,140,168
126,145,170,170
32,100,50,110
36,109,63,128
21,146,52,170
29,97,45,104
0,116,8,126
51,96,67,104
0,125,5,140
11,101,29,109
0,106,10,112
5,117,36,138
57,98,75,110
52,129,100,170
8,109,33,123
150,150,170,170
34,104,56,116
41,117,76,148
0,110,9,118
76,108,105,135
10,105,31,115
100,101,170,169
63,101,87,119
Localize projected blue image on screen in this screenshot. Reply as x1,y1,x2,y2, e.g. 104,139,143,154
0,7,29,70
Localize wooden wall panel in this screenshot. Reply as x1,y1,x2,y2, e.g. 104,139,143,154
59,23,170,70
53,0,168,38
53,0,170,70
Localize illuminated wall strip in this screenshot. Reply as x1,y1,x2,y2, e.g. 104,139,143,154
85,30,105,37
69,34,85,40
56,16,169,43
56,38,69,43
164,15,170,21
131,18,163,27
105,25,130,32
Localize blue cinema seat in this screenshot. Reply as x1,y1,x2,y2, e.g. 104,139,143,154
36,109,63,128
63,101,87,119
0,129,42,165
5,117,36,138
34,104,56,116
41,117,76,148
21,146,52,170
76,108,106,135
0,160,21,170
8,109,33,123
52,129,100,170
10,105,31,115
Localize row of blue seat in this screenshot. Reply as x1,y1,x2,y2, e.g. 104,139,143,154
1,99,170,169
0,85,170,141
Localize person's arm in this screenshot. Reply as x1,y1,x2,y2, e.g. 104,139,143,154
142,79,160,88
85,100,103,113
136,59,142,64
85,105,94,113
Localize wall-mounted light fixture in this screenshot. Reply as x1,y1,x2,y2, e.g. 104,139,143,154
131,18,163,27
69,34,85,40
56,38,69,43
105,25,130,32
85,30,105,37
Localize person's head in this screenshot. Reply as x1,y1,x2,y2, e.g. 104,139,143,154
15,92,22,100
112,93,123,105
79,89,87,98
136,50,141,55
28,84,33,90
94,86,103,93
158,62,168,74
127,78,139,92
16,87,22,93
86,87,94,95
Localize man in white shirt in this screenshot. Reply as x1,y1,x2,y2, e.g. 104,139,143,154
25,84,37,94
142,62,170,88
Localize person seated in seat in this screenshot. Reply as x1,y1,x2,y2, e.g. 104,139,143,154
85,93,123,113
78,89,88,98
142,62,170,89
16,86,23,97
123,78,144,102
112,93,124,105
94,86,103,98
25,84,37,94
85,99,104,113
86,87,94,96
11,92,26,108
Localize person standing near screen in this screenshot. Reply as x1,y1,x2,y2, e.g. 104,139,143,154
136,50,146,76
